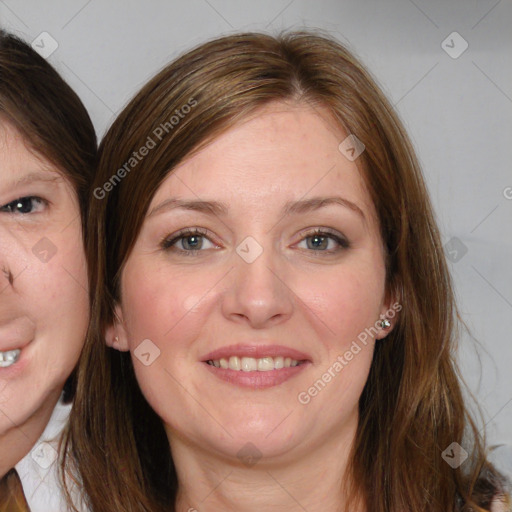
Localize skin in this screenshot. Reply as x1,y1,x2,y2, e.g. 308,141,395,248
0,122,88,477
109,101,396,512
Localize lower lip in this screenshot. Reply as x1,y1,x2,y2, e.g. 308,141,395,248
203,361,310,389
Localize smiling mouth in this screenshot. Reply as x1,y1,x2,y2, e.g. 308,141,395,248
0,349,21,368
206,355,306,371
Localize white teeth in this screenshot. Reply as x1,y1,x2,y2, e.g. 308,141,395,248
229,356,241,371
208,355,301,371
257,357,274,371
241,357,257,372
0,349,21,368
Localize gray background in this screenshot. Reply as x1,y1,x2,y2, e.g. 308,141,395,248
1,0,511,451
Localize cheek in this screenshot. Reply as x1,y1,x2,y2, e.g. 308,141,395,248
297,264,385,348
34,231,89,354
0,229,88,429
121,261,214,346
293,258,385,413
24,226,87,310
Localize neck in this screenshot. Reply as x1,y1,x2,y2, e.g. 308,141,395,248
171,414,365,512
0,388,60,478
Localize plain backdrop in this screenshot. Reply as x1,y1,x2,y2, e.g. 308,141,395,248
1,0,511,457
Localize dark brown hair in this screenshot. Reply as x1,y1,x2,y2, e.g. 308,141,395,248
64,30,510,511
0,29,97,235
0,29,97,401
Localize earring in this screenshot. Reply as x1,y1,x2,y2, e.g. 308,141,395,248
379,318,391,329
114,336,119,343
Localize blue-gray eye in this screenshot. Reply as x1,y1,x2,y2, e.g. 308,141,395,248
162,229,216,252
298,230,349,252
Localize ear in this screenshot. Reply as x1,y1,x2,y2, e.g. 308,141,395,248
105,304,130,352
374,288,402,341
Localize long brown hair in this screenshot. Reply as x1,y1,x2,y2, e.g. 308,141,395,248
0,30,97,402
63,30,510,511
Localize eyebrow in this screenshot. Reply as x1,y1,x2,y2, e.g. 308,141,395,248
6,170,64,188
148,196,366,222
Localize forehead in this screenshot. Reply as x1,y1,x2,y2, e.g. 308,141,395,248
150,102,377,222
0,119,25,148
0,120,62,182
0,120,39,164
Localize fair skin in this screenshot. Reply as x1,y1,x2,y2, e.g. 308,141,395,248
0,122,88,477
109,102,396,511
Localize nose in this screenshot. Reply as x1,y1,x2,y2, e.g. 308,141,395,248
0,223,25,294
1,266,13,287
221,241,294,329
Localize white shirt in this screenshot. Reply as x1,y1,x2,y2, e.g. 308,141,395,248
15,398,86,511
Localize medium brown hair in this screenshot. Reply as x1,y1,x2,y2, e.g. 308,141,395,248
0,30,97,402
64,30,510,511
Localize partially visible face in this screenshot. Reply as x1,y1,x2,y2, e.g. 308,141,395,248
0,122,88,439
111,102,395,463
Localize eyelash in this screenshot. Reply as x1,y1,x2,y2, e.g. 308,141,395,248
160,227,350,256
0,196,48,215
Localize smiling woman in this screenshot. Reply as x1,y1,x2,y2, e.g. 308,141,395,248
64,31,510,512
0,30,96,510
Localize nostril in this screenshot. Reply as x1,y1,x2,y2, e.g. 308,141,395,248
2,266,14,286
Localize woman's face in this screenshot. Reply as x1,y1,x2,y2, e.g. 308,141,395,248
112,102,395,462
0,123,88,439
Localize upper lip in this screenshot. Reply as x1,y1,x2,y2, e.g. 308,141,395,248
0,316,35,352
202,344,312,362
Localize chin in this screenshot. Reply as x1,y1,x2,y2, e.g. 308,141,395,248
189,415,304,464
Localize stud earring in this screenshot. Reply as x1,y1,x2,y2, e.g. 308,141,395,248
379,318,391,329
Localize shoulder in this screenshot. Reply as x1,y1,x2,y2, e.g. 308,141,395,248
15,399,73,512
